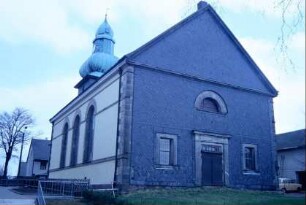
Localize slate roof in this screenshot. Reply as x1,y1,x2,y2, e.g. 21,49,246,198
276,129,306,151
30,139,51,161
126,2,278,97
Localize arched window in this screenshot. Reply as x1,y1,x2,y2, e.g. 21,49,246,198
70,115,80,166
60,123,68,168
83,105,95,163
195,91,227,114
202,97,220,113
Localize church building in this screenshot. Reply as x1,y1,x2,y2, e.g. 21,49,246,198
48,1,278,190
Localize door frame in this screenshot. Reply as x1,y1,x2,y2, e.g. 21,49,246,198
193,131,231,186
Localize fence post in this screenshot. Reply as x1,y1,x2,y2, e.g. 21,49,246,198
71,183,74,196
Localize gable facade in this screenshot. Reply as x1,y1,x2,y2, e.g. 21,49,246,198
128,4,277,97
125,64,277,189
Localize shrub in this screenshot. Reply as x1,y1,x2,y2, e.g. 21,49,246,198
83,190,124,205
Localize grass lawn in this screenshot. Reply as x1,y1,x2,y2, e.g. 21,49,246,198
47,187,305,205
118,187,305,205
46,199,87,205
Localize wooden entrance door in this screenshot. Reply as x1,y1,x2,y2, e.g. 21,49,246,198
201,152,223,186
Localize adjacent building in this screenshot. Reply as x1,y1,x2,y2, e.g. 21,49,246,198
276,129,305,189
22,139,51,178
48,1,278,190
19,162,27,177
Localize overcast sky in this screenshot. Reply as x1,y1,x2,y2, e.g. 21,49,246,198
0,0,305,175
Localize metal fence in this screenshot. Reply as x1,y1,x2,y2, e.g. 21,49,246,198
39,179,90,197
0,178,90,204
37,181,46,205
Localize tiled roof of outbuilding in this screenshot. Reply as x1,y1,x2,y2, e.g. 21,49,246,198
30,139,51,161
276,129,305,150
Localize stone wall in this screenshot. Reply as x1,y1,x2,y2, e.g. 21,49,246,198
128,66,276,190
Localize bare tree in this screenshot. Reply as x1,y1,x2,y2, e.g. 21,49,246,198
0,108,34,178
274,0,304,71
0,165,3,177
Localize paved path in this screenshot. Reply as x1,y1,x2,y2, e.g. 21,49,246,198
0,187,36,205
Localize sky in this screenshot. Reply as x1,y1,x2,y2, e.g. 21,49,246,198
0,0,305,176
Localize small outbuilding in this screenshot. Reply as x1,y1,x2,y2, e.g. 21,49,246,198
276,129,305,189
23,139,51,178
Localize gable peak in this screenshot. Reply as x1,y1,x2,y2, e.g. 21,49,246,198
197,1,209,10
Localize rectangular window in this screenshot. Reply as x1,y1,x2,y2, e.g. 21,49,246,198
40,161,47,170
159,138,172,165
243,144,258,172
156,134,177,167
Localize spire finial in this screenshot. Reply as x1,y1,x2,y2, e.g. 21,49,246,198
105,8,110,21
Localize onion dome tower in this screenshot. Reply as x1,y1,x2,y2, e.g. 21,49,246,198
76,15,119,94
79,15,119,77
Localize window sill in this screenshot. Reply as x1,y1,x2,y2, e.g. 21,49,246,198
196,108,227,115
155,165,178,170
243,171,260,175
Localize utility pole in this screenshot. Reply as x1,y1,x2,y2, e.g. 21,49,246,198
17,126,27,177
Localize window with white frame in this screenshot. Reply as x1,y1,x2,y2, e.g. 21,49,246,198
156,134,177,166
242,144,258,172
